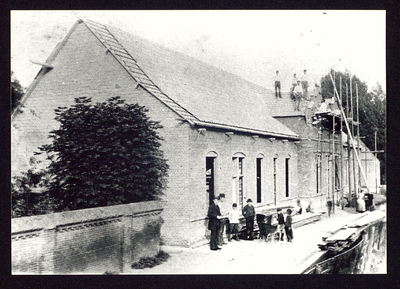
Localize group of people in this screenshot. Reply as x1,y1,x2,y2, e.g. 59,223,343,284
274,70,310,98
276,208,294,243
274,70,319,112
207,195,295,251
207,194,241,251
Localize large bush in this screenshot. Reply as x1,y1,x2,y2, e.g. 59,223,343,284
37,96,169,211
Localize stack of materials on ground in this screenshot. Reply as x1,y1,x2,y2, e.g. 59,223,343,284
318,211,386,254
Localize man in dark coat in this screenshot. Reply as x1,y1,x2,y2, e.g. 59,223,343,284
242,198,256,240
277,208,285,241
208,196,222,250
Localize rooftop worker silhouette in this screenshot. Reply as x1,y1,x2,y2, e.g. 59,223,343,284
294,80,302,111
301,69,309,98
274,70,282,98
290,73,298,100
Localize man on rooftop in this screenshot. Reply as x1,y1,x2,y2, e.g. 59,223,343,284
301,69,309,98
274,70,282,98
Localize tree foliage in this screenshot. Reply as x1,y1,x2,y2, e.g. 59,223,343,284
11,158,57,218
11,71,25,113
38,96,169,211
320,69,386,184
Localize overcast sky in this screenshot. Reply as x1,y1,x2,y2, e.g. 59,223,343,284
11,10,386,93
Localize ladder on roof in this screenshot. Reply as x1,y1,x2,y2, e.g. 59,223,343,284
82,19,197,124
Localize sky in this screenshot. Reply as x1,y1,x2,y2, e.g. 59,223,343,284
11,10,386,93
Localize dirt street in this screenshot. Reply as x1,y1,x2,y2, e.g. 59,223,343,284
125,206,386,274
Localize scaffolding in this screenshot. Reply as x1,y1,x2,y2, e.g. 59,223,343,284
311,72,373,212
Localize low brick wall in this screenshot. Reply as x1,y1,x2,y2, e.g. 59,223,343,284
12,201,163,274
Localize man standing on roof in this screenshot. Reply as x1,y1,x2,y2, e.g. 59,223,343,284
294,80,303,111
274,70,282,98
290,73,298,100
301,69,309,98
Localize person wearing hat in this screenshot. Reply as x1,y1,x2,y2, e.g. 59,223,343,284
242,198,256,240
285,208,293,243
207,196,223,250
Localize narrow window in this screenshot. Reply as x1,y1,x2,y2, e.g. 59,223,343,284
206,157,215,205
316,156,319,194
285,158,290,197
256,158,262,203
273,157,277,205
316,154,321,194
232,156,245,209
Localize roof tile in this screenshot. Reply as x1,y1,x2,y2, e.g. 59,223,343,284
90,20,298,138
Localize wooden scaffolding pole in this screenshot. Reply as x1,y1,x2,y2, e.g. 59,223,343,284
332,113,335,213
329,73,370,193
375,131,378,193
356,83,362,188
340,77,344,209
350,76,358,197
346,83,352,204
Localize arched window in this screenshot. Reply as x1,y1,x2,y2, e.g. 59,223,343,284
232,152,246,209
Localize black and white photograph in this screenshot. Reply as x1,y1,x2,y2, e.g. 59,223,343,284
11,10,386,274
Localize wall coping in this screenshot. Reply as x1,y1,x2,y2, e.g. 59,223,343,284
12,201,162,234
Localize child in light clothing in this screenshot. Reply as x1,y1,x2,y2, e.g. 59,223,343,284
228,203,240,241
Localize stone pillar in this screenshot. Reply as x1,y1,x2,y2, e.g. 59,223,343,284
39,228,56,274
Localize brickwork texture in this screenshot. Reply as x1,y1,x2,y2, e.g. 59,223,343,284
12,201,162,274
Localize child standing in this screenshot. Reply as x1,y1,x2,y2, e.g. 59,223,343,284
227,203,240,241
285,208,293,243
277,208,285,242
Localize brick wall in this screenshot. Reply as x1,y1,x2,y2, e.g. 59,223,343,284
276,116,352,211
12,201,162,274
11,22,300,247
186,127,299,246
11,22,190,247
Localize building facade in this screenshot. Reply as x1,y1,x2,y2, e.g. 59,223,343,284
12,19,304,246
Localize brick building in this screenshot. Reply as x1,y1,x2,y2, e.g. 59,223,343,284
11,19,301,246
11,19,378,246
270,91,381,208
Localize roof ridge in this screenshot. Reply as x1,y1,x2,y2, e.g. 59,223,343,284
82,19,199,125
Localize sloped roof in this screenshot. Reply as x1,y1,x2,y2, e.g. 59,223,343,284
269,92,304,117
81,19,298,139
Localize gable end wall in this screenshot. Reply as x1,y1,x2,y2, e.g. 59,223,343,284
12,22,191,246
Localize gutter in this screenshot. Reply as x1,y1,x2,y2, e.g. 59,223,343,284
194,120,299,140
